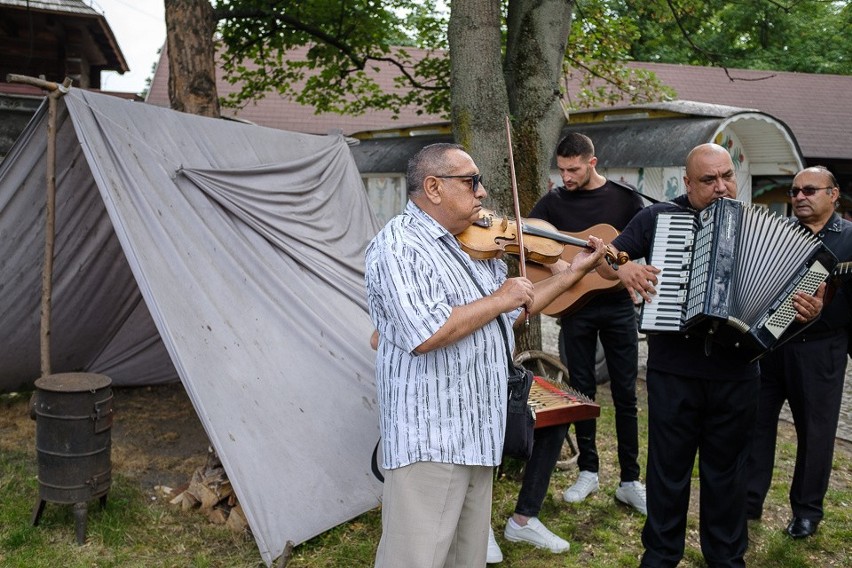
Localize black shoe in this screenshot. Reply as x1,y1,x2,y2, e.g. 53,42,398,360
786,517,819,539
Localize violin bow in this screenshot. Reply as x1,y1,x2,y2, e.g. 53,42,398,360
504,115,530,328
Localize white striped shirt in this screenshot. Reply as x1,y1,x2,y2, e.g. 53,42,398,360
365,201,519,469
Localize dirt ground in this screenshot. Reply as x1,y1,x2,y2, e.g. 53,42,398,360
109,384,213,491
0,383,211,496
3,378,850,503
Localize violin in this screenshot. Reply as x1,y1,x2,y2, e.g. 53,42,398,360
456,209,629,267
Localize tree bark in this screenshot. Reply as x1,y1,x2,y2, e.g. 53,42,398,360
451,0,575,352
449,0,511,214
505,0,575,216
164,0,220,117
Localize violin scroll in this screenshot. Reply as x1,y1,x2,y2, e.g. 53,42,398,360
605,247,630,267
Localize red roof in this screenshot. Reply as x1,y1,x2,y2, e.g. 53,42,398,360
624,62,850,161
145,49,852,162
145,46,445,136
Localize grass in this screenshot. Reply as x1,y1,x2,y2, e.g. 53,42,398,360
0,447,261,567
2,383,850,567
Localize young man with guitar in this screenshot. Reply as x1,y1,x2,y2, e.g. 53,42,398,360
488,133,649,560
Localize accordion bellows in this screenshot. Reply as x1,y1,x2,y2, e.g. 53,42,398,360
640,198,837,361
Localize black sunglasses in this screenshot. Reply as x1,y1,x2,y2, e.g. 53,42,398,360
787,186,834,197
436,174,483,191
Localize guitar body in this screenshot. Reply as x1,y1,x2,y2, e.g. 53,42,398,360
526,224,623,318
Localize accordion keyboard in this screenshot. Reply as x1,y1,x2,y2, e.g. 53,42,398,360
640,212,695,332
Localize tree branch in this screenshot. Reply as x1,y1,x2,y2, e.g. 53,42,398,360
663,0,778,83
214,6,366,68
663,0,724,62
564,56,634,93
215,5,446,92
368,55,445,91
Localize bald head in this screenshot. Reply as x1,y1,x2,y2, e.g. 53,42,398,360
685,144,731,177
684,143,737,210
794,166,838,190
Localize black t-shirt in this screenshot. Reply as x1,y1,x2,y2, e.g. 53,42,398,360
613,195,759,381
528,180,644,307
528,180,644,233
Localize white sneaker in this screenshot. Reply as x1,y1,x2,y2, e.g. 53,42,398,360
615,480,647,515
503,517,570,553
487,526,503,563
563,471,599,503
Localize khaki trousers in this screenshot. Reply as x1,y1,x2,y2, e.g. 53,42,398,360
374,461,493,568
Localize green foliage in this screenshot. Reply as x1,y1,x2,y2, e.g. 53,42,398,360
214,0,450,117
208,1,847,120
615,0,852,74
212,0,671,117
563,0,677,109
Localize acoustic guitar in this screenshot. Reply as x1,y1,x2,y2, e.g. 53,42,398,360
526,223,623,317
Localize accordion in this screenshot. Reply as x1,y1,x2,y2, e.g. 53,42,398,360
639,198,837,361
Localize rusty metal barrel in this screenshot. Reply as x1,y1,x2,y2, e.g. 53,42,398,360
31,372,113,544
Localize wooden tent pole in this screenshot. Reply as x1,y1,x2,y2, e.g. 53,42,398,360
6,74,73,377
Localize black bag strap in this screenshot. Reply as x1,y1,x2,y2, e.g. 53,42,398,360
371,438,384,482
443,238,517,373
609,178,662,205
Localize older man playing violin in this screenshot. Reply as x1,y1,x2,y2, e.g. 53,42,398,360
365,142,605,568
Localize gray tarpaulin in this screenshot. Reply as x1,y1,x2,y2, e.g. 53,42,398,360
0,89,383,565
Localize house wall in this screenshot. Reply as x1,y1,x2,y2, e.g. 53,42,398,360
362,174,406,227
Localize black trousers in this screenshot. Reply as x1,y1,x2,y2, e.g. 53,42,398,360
559,295,640,481
514,423,570,518
640,370,759,568
746,332,847,521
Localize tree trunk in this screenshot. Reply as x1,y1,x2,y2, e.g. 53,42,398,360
505,0,574,353
505,0,575,216
451,0,575,353
448,0,511,215
164,0,220,117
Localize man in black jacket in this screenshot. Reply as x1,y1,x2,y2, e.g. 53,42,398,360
746,166,852,539
600,144,825,567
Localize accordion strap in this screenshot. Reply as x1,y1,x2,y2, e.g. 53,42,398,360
609,178,661,205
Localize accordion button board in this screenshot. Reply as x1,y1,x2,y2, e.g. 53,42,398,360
639,212,696,332
639,198,838,360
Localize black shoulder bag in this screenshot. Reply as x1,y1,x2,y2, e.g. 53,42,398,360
495,317,536,461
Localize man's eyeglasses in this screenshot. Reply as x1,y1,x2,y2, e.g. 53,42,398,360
787,186,834,197
436,174,483,191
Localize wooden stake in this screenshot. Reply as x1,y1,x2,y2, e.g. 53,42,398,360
5,74,73,377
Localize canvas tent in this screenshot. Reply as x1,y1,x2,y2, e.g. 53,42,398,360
0,89,383,565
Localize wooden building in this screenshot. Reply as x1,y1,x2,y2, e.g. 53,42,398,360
0,0,128,157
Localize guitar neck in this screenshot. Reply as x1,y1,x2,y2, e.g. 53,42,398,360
521,223,588,248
